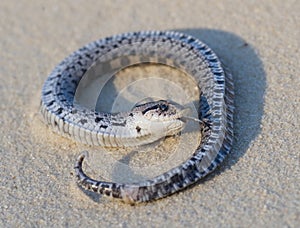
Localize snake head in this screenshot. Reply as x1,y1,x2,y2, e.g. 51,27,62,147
131,100,189,138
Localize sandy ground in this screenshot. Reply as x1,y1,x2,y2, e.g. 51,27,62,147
0,1,299,227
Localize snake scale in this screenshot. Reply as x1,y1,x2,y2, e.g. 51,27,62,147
40,31,234,204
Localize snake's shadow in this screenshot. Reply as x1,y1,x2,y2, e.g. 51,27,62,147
79,29,265,202
176,28,266,182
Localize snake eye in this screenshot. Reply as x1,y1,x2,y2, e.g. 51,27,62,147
159,103,169,111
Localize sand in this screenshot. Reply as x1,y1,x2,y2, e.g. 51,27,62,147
0,0,299,227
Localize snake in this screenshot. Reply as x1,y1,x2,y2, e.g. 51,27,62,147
40,31,234,204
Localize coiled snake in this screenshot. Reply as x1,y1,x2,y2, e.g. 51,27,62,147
40,31,234,203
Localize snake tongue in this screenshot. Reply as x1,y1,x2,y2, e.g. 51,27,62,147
178,107,192,122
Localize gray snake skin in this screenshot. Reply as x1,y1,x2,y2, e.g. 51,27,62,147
41,31,234,203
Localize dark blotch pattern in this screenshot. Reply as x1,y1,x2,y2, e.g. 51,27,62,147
136,126,141,133
95,117,103,123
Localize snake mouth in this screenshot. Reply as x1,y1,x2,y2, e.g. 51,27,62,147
178,117,187,123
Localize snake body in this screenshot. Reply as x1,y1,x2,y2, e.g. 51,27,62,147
41,31,234,203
